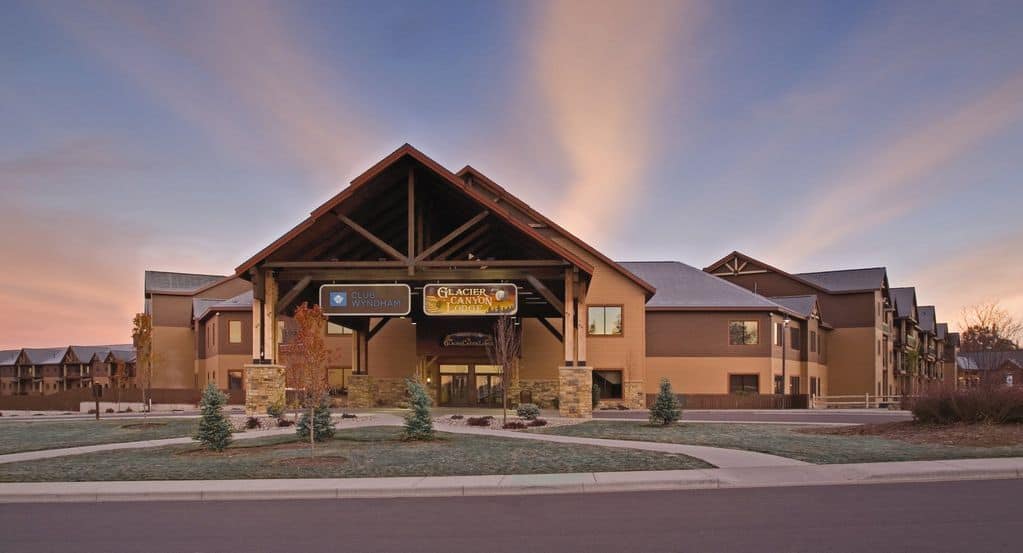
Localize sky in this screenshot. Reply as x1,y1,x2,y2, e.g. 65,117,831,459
2,0,1022,348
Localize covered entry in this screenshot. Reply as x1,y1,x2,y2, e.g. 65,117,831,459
235,145,600,414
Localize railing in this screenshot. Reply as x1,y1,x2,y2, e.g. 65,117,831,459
811,394,910,409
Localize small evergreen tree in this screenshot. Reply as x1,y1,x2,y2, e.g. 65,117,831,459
195,382,233,451
297,396,336,442
403,378,434,440
649,377,682,426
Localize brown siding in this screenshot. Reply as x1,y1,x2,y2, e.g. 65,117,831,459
150,294,194,327
646,311,772,358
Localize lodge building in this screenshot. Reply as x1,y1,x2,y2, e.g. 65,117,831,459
118,145,958,414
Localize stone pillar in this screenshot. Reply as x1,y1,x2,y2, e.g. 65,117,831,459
623,380,645,409
348,373,374,408
244,364,285,415
558,365,593,418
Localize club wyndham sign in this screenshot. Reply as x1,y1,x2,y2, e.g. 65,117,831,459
318,284,411,316
423,283,518,316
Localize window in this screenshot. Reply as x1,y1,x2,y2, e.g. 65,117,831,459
229,320,242,344
810,331,817,353
729,321,759,345
773,375,783,394
789,327,801,350
592,370,623,399
774,322,783,346
327,321,353,335
790,376,800,394
588,306,623,336
730,374,759,394
228,370,243,390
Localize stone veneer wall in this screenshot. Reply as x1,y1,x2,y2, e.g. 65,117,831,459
516,379,559,408
595,381,645,411
347,374,408,408
558,366,593,418
244,364,285,416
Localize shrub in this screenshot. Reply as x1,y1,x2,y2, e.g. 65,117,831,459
592,384,601,408
341,413,357,419
297,397,336,442
649,377,682,426
616,403,629,410
450,414,464,420
277,418,295,427
124,407,133,413
527,418,548,427
467,416,492,426
516,403,541,420
245,417,261,430
402,378,434,440
87,409,96,415
105,408,114,413
502,421,527,429
912,385,1023,424
266,400,285,420
195,382,233,451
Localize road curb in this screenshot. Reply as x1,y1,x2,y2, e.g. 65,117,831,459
2,459,1022,503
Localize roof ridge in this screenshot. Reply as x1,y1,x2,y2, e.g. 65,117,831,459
796,267,886,275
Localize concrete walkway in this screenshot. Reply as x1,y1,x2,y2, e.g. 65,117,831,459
2,457,1022,503
0,414,800,469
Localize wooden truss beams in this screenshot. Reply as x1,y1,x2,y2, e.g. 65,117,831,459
336,213,408,262
275,275,312,314
524,273,565,315
414,210,489,262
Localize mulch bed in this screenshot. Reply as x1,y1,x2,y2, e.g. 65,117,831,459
800,421,1023,447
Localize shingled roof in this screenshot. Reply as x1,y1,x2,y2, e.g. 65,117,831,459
145,271,225,294
936,323,949,341
22,347,69,365
69,345,134,363
194,291,253,321
768,295,819,318
0,350,20,366
918,306,937,334
620,261,800,316
890,287,917,320
795,267,888,293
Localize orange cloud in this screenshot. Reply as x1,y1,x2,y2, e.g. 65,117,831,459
529,0,701,244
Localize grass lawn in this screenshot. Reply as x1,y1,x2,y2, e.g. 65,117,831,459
0,419,198,455
0,427,710,482
536,421,1023,464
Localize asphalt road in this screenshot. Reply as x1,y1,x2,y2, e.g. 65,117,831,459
1,480,1019,553
596,409,913,424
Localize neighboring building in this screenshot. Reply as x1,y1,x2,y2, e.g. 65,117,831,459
937,324,959,385
0,344,135,396
0,350,20,396
958,350,1023,388
706,253,891,397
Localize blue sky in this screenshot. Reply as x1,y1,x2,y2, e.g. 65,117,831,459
2,0,1022,347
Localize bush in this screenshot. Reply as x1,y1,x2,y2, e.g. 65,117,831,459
616,404,629,410
195,382,233,451
516,403,541,420
402,378,434,440
266,400,284,420
527,418,548,427
912,386,1023,424
341,413,357,419
450,414,464,420
87,409,96,415
467,416,492,426
502,421,527,429
245,417,261,430
277,418,295,427
592,384,601,408
297,398,336,442
649,377,682,425
105,408,115,413
124,407,133,413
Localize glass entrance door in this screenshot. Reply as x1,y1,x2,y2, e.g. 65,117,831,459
439,365,469,405
474,365,504,407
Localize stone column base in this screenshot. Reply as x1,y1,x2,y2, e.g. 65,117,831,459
244,364,285,416
558,366,593,418
347,374,373,408
623,381,645,409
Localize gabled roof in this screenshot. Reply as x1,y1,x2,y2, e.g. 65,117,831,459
768,295,820,320
22,347,70,365
957,355,979,371
458,166,656,297
936,323,949,341
890,287,917,320
795,267,888,293
917,306,936,334
195,291,254,321
145,271,226,295
106,349,137,363
948,331,961,348
0,350,20,366
69,345,132,363
619,261,801,316
959,351,1023,371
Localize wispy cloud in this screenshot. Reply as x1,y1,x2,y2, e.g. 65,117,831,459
529,0,702,243
772,70,1023,265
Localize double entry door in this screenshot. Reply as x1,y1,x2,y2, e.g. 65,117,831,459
439,362,504,407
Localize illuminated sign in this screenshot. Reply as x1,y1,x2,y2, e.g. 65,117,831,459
423,283,518,316
442,332,494,347
318,284,411,316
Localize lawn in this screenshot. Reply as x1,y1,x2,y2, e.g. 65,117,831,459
0,427,710,482
535,421,1023,464
0,419,199,455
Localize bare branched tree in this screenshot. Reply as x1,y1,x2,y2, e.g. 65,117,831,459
487,316,521,426
959,301,1022,351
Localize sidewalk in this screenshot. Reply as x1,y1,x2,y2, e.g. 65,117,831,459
1,457,1020,503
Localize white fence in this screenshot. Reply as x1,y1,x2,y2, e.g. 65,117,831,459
810,394,910,409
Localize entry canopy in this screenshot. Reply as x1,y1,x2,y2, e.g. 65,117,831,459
235,144,655,319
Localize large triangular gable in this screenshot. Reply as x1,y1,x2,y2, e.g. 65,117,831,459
704,251,828,293
456,166,656,297
235,144,596,277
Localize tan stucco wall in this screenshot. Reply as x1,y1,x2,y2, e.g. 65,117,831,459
520,318,562,380
826,326,877,395
152,325,196,389
646,356,772,394
577,261,648,387
367,317,418,379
